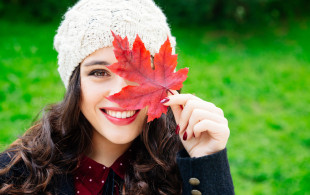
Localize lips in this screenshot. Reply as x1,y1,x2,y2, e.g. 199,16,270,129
100,107,140,126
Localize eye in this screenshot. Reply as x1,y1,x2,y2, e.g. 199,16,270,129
89,69,110,77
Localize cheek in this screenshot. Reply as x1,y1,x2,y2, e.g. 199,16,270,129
80,77,118,98
80,79,103,110
81,77,108,95
139,107,148,122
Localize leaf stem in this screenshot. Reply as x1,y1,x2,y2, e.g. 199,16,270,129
167,89,174,95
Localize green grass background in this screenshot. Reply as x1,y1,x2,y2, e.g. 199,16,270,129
0,19,309,194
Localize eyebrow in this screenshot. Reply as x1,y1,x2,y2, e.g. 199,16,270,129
83,60,110,67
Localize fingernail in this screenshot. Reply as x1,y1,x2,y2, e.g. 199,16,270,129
183,131,187,141
160,97,169,103
175,125,180,134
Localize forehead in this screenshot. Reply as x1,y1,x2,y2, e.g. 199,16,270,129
81,47,116,66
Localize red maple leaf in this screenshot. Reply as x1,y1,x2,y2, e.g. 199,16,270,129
106,32,189,122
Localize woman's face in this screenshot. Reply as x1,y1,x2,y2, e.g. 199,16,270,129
80,47,148,145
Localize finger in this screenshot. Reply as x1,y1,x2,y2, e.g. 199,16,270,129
162,93,201,107
163,94,224,117
178,99,226,134
185,109,228,140
162,94,200,133
166,90,182,124
193,119,230,140
169,103,182,124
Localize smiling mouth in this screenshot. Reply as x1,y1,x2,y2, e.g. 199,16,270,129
100,108,141,126
100,109,138,119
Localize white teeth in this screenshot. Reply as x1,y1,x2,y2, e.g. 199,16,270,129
126,111,131,118
105,110,136,118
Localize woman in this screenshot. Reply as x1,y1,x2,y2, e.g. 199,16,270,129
0,0,234,194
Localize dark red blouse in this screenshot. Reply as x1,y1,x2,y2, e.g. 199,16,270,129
74,147,134,195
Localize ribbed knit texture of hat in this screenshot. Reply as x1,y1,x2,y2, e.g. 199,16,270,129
54,0,176,88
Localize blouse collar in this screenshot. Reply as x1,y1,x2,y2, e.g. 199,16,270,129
74,144,135,194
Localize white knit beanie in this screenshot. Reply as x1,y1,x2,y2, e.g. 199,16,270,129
54,0,176,88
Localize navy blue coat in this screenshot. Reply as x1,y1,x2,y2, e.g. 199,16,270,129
0,149,234,194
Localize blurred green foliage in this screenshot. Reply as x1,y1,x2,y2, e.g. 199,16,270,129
1,17,310,194
0,0,310,26
0,0,76,22
173,20,310,194
156,0,310,26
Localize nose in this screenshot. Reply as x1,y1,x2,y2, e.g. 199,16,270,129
108,75,130,96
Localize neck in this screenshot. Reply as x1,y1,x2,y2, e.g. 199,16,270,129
86,131,132,167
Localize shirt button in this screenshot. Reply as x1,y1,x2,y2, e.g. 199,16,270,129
191,189,202,195
189,178,200,186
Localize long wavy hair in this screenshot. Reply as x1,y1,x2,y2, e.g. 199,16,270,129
0,65,183,194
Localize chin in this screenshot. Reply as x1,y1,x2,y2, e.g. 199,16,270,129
106,132,140,145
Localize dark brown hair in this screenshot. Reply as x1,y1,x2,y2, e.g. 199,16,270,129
0,66,183,194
